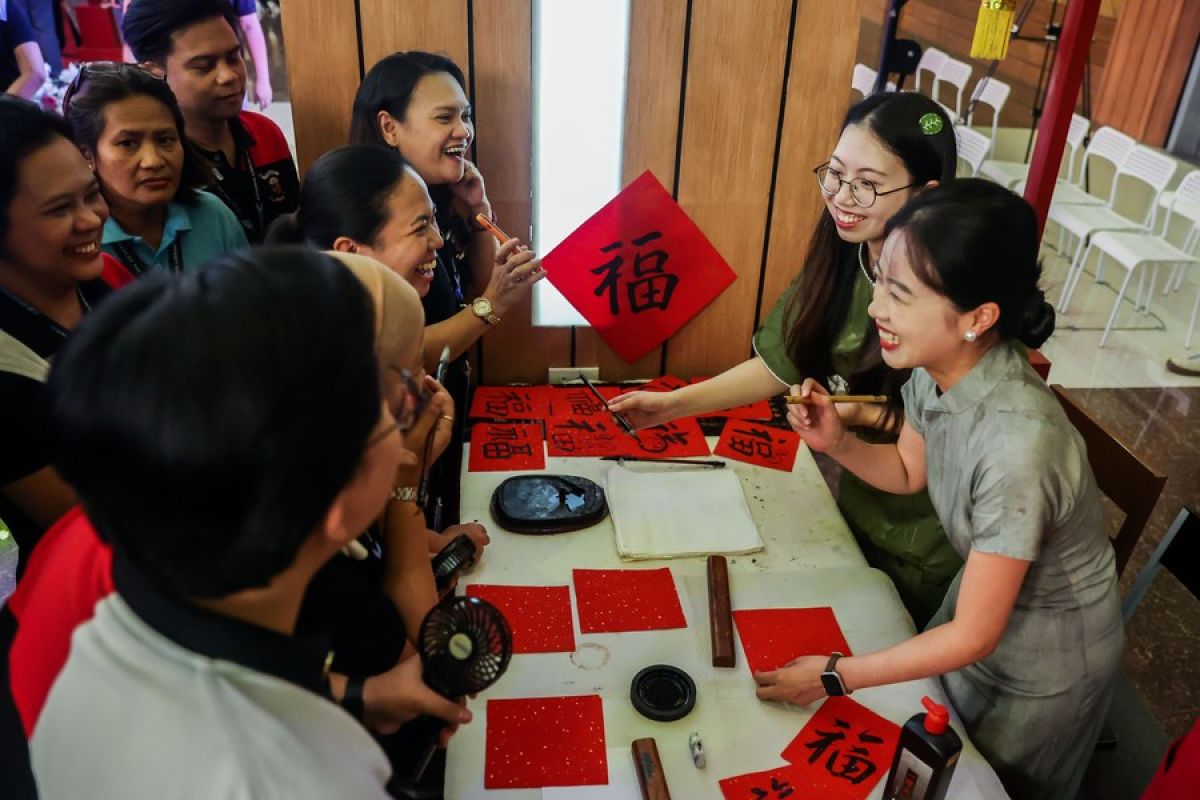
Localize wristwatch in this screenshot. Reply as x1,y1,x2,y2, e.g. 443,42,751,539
820,652,851,696
471,296,501,326
390,486,418,502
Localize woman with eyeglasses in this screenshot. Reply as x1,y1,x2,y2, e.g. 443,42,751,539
0,95,134,586
267,145,492,559
64,62,247,276
611,92,959,626
759,180,1120,800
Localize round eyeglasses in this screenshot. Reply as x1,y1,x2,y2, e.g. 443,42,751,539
813,163,919,209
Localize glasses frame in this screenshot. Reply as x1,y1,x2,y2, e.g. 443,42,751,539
812,163,919,209
366,369,432,449
62,61,168,116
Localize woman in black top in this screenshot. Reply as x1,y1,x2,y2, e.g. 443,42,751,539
350,51,544,526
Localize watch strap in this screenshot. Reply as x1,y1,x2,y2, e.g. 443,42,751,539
341,675,366,720
390,486,418,502
822,652,850,696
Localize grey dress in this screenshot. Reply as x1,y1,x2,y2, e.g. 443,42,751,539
903,342,1123,800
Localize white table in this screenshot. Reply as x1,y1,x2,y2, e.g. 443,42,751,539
446,440,1009,799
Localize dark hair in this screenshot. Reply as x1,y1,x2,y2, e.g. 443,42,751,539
65,65,209,205
886,178,1055,348
122,0,241,64
0,96,74,248
349,51,468,148
47,248,381,597
266,145,414,249
785,92,956,432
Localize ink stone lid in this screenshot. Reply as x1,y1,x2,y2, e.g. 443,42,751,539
630,664,696,722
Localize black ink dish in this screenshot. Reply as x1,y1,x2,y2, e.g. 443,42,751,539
630,664,697,722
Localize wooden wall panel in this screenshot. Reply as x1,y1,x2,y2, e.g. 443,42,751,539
473,0,571,384
573,0,688,381
760,0,864,320
358,0,471,85
1095,0,1200,144
279,0,360,173
663,0,793,377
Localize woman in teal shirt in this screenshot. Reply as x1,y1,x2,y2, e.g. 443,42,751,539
65,63,246,275
612,91,959,625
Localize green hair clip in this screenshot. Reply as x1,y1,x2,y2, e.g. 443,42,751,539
919,112,944,135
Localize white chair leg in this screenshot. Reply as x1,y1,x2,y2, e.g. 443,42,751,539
1096,249,1107,283
1100,269,1136,348
1059,239,1090,313
1188,283,1200,350
1134,266,1145,310
1144,264,1156,316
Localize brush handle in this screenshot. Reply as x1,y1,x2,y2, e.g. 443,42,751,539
632,738,672,800
785,394,888,404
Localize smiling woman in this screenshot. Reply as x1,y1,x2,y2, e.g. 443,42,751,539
64,62,247,275
0,96,133,585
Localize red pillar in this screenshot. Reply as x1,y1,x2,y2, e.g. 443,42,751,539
1023,0,1103,240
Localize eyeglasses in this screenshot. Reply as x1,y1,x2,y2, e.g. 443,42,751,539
366,369,432,448
63,61,167,116
813,163,919,209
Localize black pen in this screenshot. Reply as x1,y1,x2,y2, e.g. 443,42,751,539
578,372,638,438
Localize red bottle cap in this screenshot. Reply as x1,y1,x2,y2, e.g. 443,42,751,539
921,696,950,735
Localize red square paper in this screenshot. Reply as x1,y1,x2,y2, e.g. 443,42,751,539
466,584,576,653
640,374,689,393
715,421,801,472
624,417,710,458
719,762,854,800
468,423,545,472
733,608,852,674
542,171,737,363
572,568,687,633
485,695,608,789
781,696,901,799
545,416,628,457
547,384,624,418
468,386,554,420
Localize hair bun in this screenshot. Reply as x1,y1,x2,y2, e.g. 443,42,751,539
264,211,304,246
1018,290,1055,349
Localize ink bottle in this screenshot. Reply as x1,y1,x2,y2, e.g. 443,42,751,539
883,696,962,800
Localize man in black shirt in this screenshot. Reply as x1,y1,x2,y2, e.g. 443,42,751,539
122,0,298,242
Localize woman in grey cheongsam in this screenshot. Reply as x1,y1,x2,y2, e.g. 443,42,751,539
754,179,1122,800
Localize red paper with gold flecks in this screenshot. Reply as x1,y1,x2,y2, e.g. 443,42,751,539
547,384,624,418
780,696,901,799
484,695,608,789
625,416,710,458
733,607,852,674
466,584,576,654
545,416,627,457
468,386,554,420
719,762,854,800
715,421,801,472
572,567,687,633
542,171,737,363
468,423,545,472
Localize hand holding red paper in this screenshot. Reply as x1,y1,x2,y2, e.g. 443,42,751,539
541,171,737,363
787,379,847,454
753,654,831,706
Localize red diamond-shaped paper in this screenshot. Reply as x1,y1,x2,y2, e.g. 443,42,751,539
542,171,737,363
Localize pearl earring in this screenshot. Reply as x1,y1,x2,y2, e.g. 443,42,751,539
964,330,977,342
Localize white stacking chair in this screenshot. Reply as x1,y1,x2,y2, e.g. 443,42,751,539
966,76,1011,157
980,113,1089,191
1055,146,1178,315
851,63,876,98
933,57,973,120
1022,125,1136,206
1074,170,1200,347
955,125,992,177
1157,188,1200,295
914,47,946,95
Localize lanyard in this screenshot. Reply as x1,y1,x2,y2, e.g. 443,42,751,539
110,234,184,276
0,285,90,341
211,148,265,235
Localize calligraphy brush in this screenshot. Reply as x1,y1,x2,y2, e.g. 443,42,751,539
601,455,725,468
578,372,639,438
785,394,889,404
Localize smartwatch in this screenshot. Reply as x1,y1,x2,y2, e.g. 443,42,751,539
471,296,501,326
820,652,851,697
